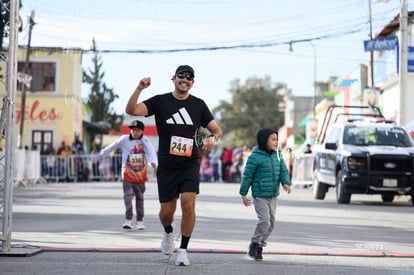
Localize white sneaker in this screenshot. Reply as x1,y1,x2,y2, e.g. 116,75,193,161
161,227,175,255
122,220,133,229
136,221,145,230
175,248,190,266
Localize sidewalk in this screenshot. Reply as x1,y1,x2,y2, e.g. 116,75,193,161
1,181,414,274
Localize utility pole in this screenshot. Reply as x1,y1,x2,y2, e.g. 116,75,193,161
368,0,374,89
18,10,35,149
309,41,317,120
399,0,408,125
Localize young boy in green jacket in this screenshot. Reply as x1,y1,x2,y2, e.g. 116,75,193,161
239,128,291,261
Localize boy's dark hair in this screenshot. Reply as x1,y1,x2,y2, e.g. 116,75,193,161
256,128,278,151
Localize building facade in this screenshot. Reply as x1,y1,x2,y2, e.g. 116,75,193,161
369,11,414,126
0,47,85,153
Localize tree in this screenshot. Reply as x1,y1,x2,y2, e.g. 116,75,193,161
0,0,22,50
83,39,123,132
213,76,285,147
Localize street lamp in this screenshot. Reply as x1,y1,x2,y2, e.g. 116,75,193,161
289,41,317,119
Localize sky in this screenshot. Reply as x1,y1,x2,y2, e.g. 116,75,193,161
17,0,412,115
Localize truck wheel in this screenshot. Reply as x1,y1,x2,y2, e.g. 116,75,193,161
381,193,394,202
411,188,414,206
336,170,351,204
313,169,328,200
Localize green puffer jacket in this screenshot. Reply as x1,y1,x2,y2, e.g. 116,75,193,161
239,146,291,198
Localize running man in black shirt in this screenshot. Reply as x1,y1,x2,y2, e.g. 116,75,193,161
125,65,222,266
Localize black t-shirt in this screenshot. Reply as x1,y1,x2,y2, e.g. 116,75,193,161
144,92,214,168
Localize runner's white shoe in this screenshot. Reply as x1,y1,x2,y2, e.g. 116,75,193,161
161,227,175,255
175,249,190,266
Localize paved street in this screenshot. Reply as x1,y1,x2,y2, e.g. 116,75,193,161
1,180,414,274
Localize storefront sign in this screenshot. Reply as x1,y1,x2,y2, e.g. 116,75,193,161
364,36,398,52
16,99,63,124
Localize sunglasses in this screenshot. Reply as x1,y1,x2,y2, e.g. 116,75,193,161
176,73,194,81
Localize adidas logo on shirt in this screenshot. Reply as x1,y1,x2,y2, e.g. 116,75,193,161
166,107,194,125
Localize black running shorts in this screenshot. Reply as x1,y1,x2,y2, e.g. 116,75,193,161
156,164,200,203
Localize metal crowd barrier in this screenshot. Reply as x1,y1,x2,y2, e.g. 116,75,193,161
39,153,122,183
291,153,314,186
13,149,44,187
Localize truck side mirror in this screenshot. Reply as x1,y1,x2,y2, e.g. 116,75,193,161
325,142,337,150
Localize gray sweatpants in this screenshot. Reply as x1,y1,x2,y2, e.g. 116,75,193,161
251,196,277,248
122,180,146,221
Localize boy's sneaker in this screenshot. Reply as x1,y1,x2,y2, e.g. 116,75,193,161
136,221,145,230
256,246,263,261
175,248,190,266
161,226,175,255
248,243,259,259
122,220,133,230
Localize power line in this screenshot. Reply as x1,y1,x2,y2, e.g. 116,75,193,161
21,0,389,51
90,28,364,54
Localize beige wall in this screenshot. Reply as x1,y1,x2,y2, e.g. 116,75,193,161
0,47,84,150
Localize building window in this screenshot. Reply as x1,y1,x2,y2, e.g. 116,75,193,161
17,62,56,92
32,130,54,154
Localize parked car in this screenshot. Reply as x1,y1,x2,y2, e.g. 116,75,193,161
312,105,414,205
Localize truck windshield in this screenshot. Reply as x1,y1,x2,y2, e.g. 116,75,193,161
343,127,413,147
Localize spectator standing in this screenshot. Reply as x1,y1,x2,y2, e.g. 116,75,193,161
230,150,243,182
221,146,233,182
99,155,113,181
409,130,414,141
200,155,213,182
208,145,221,182
57,141,66,155
90,144,101,181
240,145,253,176
304,143,312,154
61,145,72,157
41,144,55,178
61,145,72,181
72,134,84,154
46,151,55,181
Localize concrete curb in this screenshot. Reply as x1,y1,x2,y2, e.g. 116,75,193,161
3,245,413,258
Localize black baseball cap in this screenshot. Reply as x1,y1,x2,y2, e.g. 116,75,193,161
128,120,144,130
175,65,195,77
